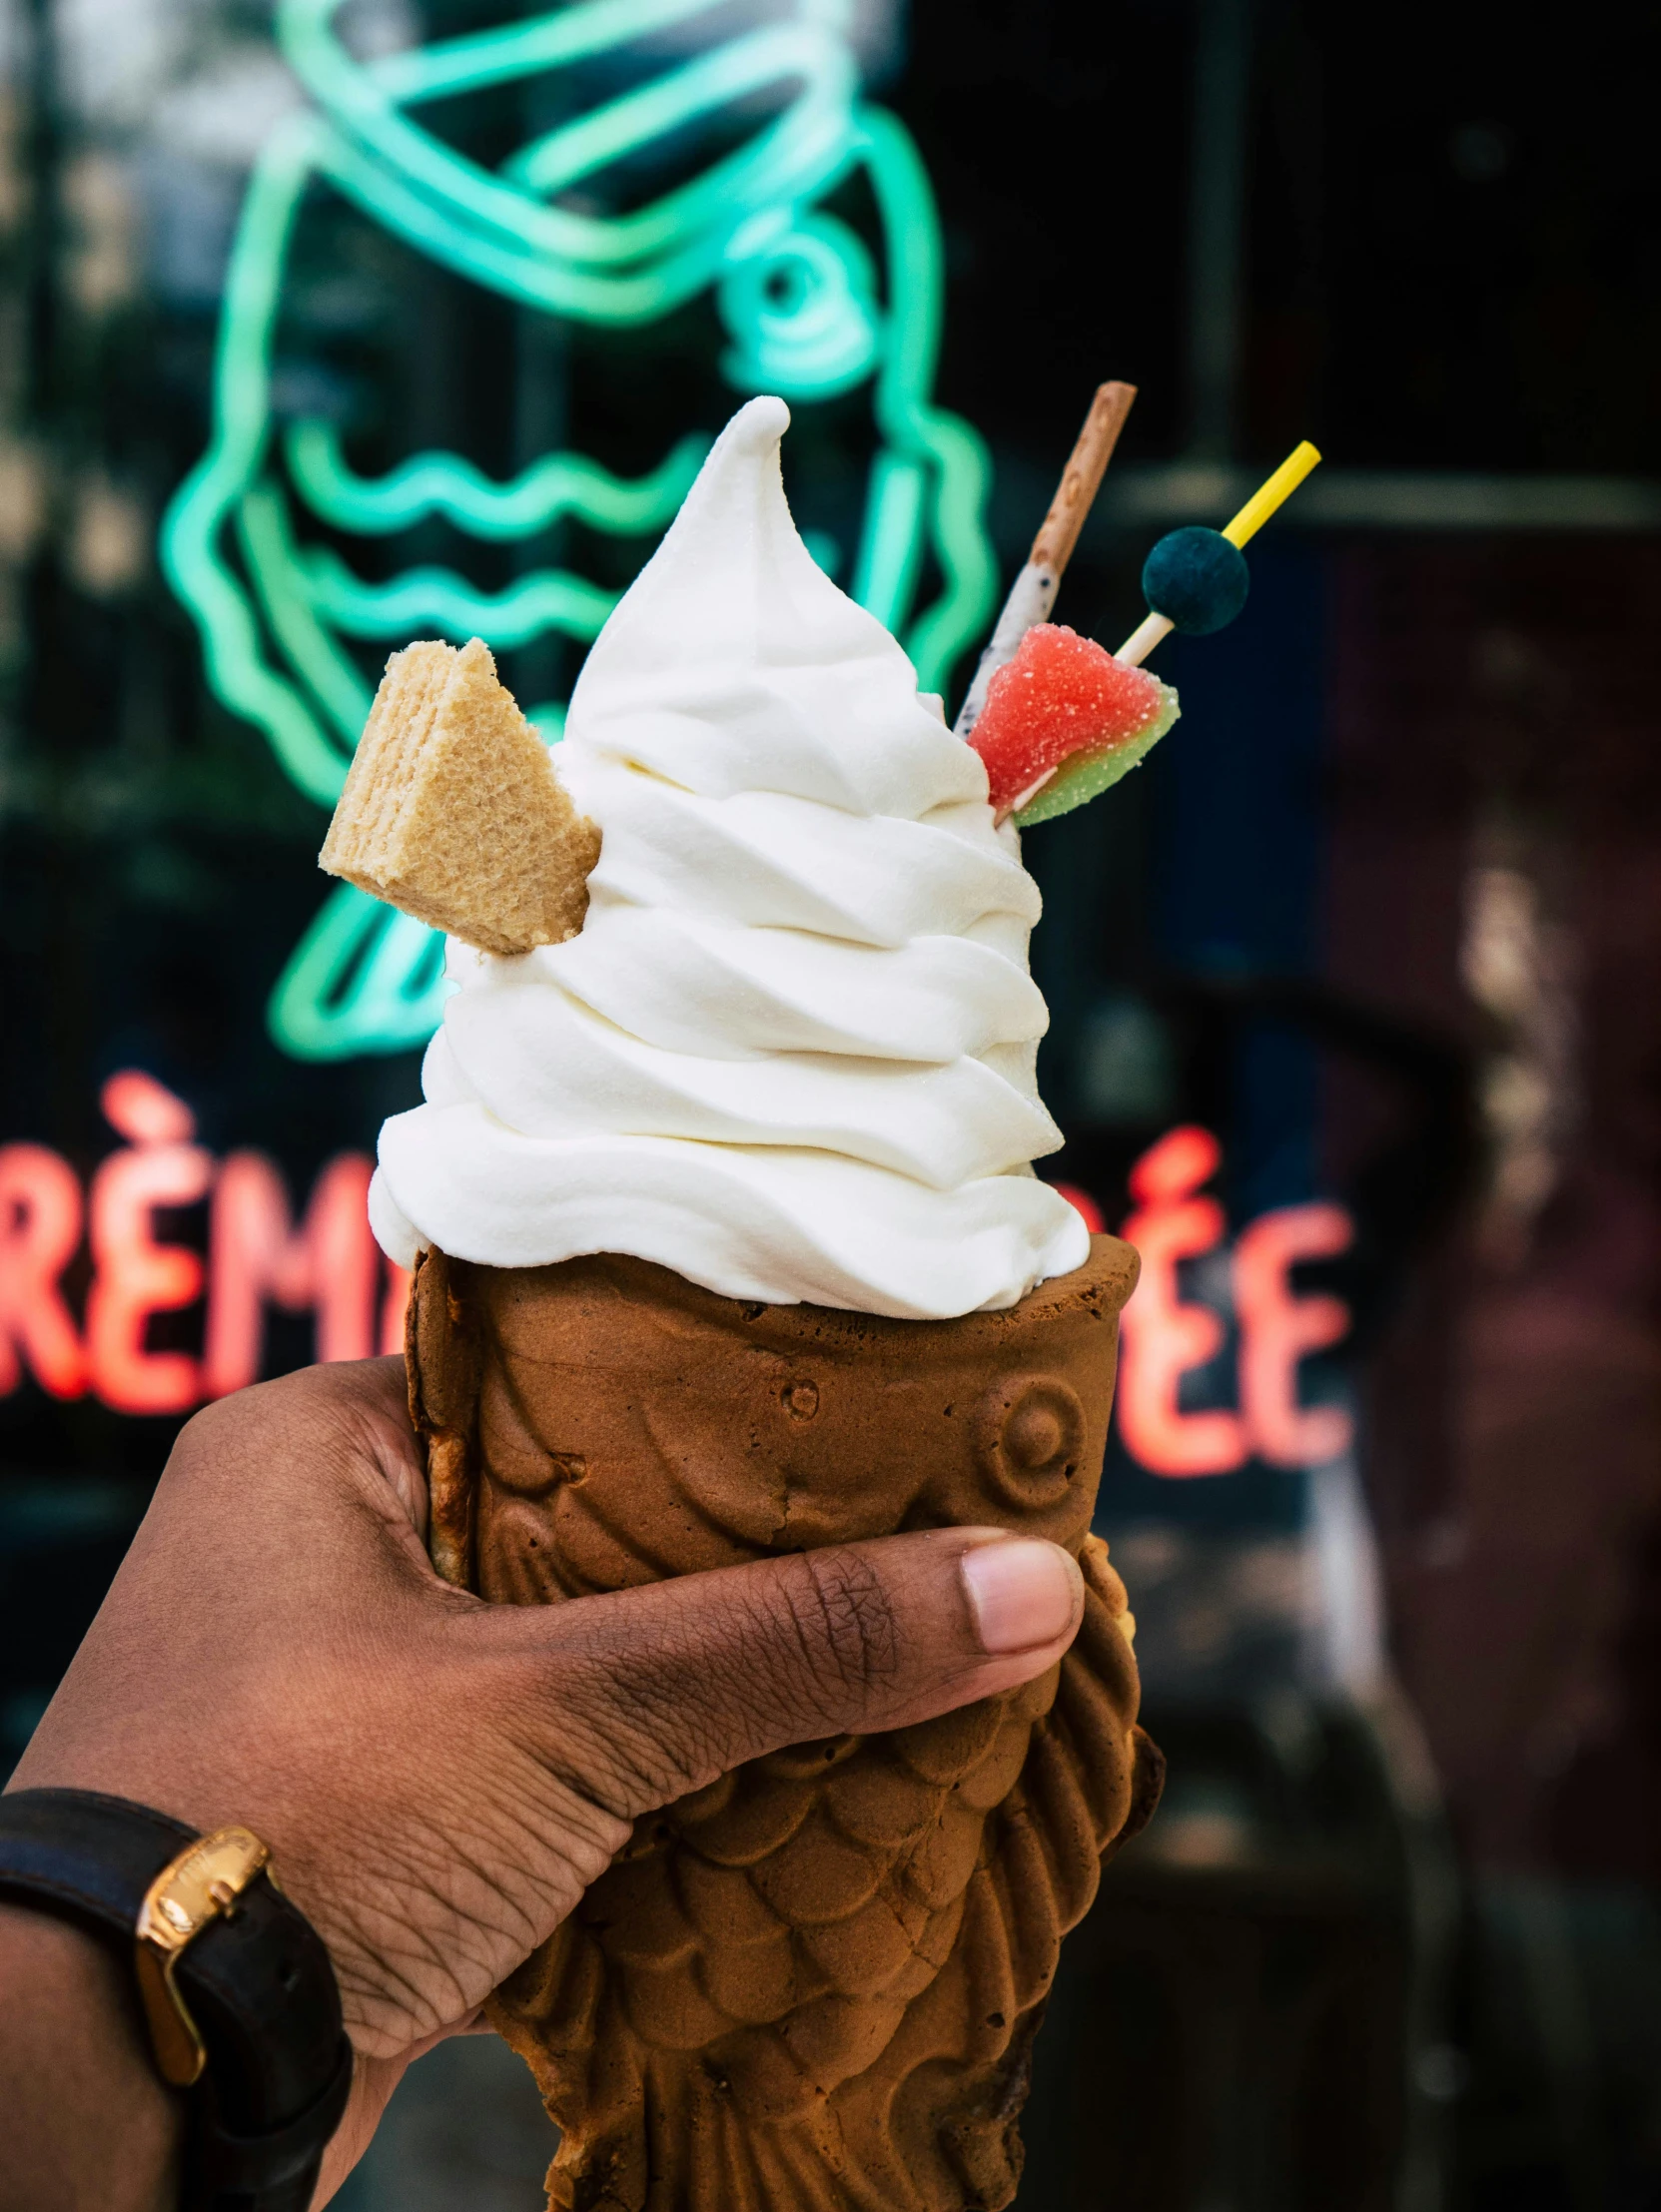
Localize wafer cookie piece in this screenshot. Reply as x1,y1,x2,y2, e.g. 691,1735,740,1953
321,637,600,956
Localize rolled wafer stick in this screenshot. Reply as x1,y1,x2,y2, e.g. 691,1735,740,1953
1032,380,1141,573
954,380,1137,738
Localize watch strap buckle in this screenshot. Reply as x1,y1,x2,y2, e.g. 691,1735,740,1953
134,1827,272,2087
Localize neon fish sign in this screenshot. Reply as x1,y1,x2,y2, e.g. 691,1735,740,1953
162,0,997,1066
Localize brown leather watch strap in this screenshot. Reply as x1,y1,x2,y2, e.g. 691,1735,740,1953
0,1788,351,2212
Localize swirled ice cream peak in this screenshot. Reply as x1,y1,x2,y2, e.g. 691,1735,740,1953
370,396,1089,1317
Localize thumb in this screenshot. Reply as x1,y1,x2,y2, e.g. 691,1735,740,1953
480,1528,1086,1823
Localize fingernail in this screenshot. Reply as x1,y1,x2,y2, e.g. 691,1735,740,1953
961,1540,1082,1656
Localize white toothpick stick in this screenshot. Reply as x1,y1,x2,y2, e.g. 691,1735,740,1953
1115,610,1175,667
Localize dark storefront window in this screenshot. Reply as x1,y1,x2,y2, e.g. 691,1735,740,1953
3,3,1660,2206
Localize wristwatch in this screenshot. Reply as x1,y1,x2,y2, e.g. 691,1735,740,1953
0,1788,353,2212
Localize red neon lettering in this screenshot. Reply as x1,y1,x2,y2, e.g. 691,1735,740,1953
1117,1126,1247,1477
0,1145,86,1398
204,1152,380,1396
86,1074,212,1415
381,1262,413,1357
100,1070,194,1145
1234,1202,1355,1467
1050,1180,1107,1234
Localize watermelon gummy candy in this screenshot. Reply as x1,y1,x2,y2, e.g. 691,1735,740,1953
970,623,1180,825
968,623,1180,828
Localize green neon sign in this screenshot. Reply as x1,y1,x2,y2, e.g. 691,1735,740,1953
163,0,998,1063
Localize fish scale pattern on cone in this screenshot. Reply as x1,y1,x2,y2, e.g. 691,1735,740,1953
408,1236,1162,2212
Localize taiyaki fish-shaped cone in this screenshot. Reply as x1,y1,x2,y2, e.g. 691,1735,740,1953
321,637,600,956
406,1234,1164,2212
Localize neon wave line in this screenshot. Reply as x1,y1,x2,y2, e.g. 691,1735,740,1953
304,552,618,648
285,424,710,539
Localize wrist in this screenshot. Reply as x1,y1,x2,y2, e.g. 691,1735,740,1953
0,1789,354,2212
0,1902,181,2212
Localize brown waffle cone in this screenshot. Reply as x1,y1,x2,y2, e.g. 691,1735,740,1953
407,1236,1161,2212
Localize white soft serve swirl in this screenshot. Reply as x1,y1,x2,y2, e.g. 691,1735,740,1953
370,396,1089,1317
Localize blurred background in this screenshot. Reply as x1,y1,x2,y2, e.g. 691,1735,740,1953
2,1,1660,2206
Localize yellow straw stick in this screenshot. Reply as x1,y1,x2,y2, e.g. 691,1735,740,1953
1221,440,1321,548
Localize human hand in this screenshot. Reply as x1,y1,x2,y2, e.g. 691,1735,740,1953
9,1357,1086,2201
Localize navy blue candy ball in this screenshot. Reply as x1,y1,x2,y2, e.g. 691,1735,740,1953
1142,526,1250,635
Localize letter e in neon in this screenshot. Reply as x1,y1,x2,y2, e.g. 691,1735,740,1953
1234,1202,1355,1467
1118,1126,1247,1477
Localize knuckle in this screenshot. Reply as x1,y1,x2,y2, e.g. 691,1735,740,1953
782,1548,900,1700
